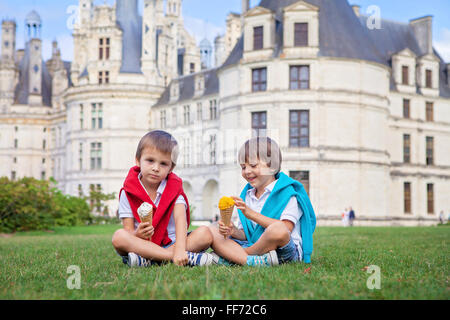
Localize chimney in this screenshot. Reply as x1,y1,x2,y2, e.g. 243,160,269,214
242,0,250,15
409,16,433,55
351,5,361,16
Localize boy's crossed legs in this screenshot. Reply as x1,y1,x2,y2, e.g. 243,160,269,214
112,226,213,264
209,221,292,265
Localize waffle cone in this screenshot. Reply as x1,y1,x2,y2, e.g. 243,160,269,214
220,206,234,239
140,214,153,241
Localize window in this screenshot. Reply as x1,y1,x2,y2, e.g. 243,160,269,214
252,111,267,137
42,139,46,150
160,110,167,128
41,171,46,180
402,66,409,85
92,104,97,129
99,38,110,60
80,104,84,129
78,184,83,197
403,99,410,118
98,71,109,84
290,171,310,196
252,68,267,92
427,183,434,214
209,100,217,120
183,105,190,125
426,102,433,122
403,134,411,163
425,69,432,88
79,143,83,170
172,107,177,126
11,171,16,181
183,138,191,167
91,103,103,129
90,142,102,170
426,137,433,165
289,110,309,147
98,104,103,129
197,102,203,121
294,23,308,47
253,26,263,50
210,134,216,165
14,139,18,148
290,65,310,90
190,63,195,74
404,182,411,214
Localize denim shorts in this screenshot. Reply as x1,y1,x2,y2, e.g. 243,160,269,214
230,237,300,264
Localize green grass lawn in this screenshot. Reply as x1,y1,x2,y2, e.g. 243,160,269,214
0,224,448,299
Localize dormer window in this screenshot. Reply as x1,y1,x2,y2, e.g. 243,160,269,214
294,23,308,46
425,69,432,88
253,26,263,50
402,66,409,85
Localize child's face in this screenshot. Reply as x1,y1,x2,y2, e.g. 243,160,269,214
136,147,173,188
240,159,275,190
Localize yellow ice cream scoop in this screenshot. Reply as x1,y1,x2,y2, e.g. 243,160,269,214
218,196,235,210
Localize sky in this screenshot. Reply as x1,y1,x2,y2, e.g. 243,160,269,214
0,0,449,63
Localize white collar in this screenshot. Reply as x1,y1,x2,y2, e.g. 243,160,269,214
247,179,278,198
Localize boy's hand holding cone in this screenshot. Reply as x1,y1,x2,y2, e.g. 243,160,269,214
218,196,235,239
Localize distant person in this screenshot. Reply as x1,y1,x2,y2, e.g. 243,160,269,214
112,130,215,267
349,207,355,226
439,211,445,224
342,208,349,227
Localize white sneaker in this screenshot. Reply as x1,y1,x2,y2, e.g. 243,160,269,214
127,252,153,267
247,250,279,267
186,251,215,266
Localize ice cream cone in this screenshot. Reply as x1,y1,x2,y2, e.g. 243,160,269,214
218,197,235,239
138,202,153,240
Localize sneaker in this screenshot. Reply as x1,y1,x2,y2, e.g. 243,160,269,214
246,250,279,267
186,251,215,266
210,252,234,266
127,252,153,267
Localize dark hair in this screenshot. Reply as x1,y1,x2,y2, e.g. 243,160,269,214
135,130,179,167
238,137,282,175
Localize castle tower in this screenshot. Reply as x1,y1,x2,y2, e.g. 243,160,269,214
214,34,225,67
200,38,212,69
167,0,182,18
1,20,16,62
79,0,94,27
142,0,158,83
25,10,43,105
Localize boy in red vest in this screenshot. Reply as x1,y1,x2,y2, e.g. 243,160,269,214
112,130,215,267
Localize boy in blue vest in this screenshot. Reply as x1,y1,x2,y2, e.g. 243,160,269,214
209,137,316,266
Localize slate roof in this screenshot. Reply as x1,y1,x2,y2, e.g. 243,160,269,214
116,0,142,74
157,0,450,105
358,15,450,98
13,42,52,106
154,68,219,107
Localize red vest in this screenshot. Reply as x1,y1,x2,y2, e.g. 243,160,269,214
119,166,190,246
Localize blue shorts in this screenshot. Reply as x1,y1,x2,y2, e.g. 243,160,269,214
230,236,300,264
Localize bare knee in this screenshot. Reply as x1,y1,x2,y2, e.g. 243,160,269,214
194,226,213,244
265,221,290,245
112,228,130,251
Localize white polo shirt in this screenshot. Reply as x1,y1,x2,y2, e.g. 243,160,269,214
236,179,303,257
118,173,187,243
